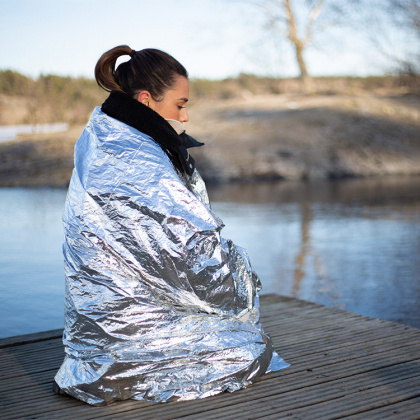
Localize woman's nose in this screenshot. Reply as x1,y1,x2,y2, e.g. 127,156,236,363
180,108,189,123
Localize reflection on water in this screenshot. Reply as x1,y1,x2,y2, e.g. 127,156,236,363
293,202,311,297
208,176,420,329
0,176,419,338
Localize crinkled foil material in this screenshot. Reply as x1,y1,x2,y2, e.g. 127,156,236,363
54,108,289,405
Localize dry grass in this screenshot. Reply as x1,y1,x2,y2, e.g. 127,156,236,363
187,91,420,182
0,87,419,187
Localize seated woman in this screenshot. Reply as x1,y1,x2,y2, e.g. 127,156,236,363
54,45,289,406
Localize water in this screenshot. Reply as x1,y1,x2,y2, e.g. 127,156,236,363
0,123,69,142
0,176,419,338
0,188,65,338
208,177,420,329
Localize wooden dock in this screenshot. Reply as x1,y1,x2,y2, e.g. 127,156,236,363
1,295,419,419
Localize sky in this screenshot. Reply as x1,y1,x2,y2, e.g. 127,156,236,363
0,0,409,80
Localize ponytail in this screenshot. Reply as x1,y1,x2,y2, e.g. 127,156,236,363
94,45,188,100
94,45,132,93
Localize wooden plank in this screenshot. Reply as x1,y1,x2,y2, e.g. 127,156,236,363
39,361,420,420
2,329,418,405
160,373,420,420
262,316,364,333
268,320,418,346
3,320,407,388
3,343,419,419
0,368,57,393
0,353,63,380
0,329,62,349
1,295,419,420
261,376,420,420
0,339,63,357
0,327,407,393
281,325,416,354
344,396,420,420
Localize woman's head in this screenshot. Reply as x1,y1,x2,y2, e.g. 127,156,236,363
95,45,189,121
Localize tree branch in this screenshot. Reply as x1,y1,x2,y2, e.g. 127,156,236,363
304,0,324,46
284,0,302,47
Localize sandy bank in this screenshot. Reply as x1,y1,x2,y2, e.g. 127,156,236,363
0,93,419,187
188,93,420,182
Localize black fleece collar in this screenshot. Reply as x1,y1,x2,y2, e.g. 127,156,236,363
101,91,203,176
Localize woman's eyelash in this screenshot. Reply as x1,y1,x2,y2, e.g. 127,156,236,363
178,105,186,109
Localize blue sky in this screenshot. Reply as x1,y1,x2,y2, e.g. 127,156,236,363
0,0,405,79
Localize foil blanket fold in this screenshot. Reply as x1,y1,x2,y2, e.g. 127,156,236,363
54,108,289,405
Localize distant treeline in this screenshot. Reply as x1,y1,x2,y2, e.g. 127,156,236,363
0,70,107,125
0,69,417,125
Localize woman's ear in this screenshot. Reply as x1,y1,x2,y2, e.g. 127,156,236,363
136,91,151,106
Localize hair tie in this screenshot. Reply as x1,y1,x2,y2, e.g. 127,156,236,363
130,49,136,58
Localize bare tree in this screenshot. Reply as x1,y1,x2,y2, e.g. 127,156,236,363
255,0,326,91
249,0,420,89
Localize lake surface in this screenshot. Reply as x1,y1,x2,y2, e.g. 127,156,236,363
0,176,419,338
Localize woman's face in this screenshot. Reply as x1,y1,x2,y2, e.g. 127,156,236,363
147,75,189,123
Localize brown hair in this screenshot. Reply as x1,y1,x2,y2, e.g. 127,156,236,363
94,45,188,100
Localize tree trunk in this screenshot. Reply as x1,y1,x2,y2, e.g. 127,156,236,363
294,41,312,93
284,0,312,93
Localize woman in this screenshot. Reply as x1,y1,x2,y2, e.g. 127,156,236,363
54,45,289,406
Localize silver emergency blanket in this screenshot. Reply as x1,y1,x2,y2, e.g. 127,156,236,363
55,107,289,405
